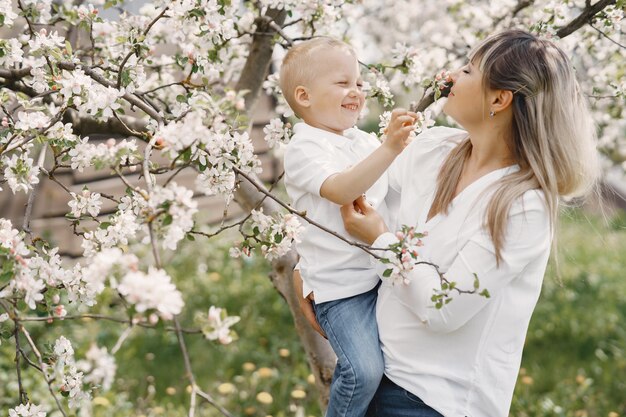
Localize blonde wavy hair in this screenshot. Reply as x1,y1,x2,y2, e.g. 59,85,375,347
430,29,600,264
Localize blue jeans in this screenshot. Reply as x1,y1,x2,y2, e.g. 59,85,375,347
313,284,384,417
365,376,444,417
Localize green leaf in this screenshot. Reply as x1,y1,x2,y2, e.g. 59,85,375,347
382,269,392,278
186,234,195,241
65,40,72,55
163,214,173,226
99,222,112,229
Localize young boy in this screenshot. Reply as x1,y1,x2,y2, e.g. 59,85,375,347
280,37,416,417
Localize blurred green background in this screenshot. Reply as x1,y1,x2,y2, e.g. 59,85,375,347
1,208,625,417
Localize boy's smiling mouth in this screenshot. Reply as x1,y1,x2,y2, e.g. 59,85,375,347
342,103,359,111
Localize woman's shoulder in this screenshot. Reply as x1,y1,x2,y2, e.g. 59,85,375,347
511,188,549,216
407,126,467,154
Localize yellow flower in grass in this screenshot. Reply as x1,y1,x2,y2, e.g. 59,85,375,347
256,391,273,404
279,348,290,357
257,367,274,378
217,382,236,395
291,389,306,399
93,396,110,406
243,362,256,372
307,374,316,385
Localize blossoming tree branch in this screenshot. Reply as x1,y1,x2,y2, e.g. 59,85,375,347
0,0,624,416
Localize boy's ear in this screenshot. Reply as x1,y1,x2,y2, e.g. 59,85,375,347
489,89,513,113
294,85,311,108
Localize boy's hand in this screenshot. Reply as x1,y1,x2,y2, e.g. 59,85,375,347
383,108,418,155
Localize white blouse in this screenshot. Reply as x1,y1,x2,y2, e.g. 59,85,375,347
372,127,552,417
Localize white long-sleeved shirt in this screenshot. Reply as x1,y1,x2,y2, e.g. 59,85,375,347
372,127,552,417
284,122,394,303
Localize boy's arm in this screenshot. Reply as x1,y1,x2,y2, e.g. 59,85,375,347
320,109,417,205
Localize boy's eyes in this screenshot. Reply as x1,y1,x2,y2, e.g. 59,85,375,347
336,81,364,87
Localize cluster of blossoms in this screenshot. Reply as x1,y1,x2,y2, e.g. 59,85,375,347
260,0,347,32
147,182,198,251
1,152,40,194
379,225,426,285
196,305,240,345
0,38,24,67
76,344,118,391
117,267,184,321
54,67,128,121
0,0,19,27
195,129,262,201
68,137,139,172
378,109,435,142
263,118,292,148
67,188,103,219
74,248,139,306
80,208,140,257
49,337,90,409
50,336,116,410
389,42,426,87
8,403,47,417
230,209,304,261
365,69,395,107
599,5,624,31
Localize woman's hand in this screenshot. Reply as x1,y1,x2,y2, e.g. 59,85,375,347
340,196,389,245
293,269,326,339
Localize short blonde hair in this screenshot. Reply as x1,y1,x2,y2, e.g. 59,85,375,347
279,37,357,116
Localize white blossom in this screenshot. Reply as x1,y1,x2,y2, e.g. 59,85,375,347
61,366,91,409
8,403,47,417
2,153,40,194
68,189,103,218
27,29,64,54
14,111,50,131
117,267,184,320
202,306,240,344
54,336,75,364
263,118,292,147
0,38,24,66
76,344,117,391
0,0,18,27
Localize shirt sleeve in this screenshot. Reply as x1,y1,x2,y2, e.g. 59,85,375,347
386,127,466,194
372,191,551,333
284,137,345,197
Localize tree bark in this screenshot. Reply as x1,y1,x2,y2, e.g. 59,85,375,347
232,7,335,409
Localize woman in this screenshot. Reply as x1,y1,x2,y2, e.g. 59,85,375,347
297,29,599,416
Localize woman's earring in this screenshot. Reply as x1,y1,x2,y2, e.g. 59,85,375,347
489,110,495,118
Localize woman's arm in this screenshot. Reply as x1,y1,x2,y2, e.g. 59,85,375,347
343,193,551,333
340,196,389,244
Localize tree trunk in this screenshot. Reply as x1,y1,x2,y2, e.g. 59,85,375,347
233,8,335,408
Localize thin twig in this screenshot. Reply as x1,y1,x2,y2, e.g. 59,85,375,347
590,23,626,49
233,167,382,258
20,326,69,417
